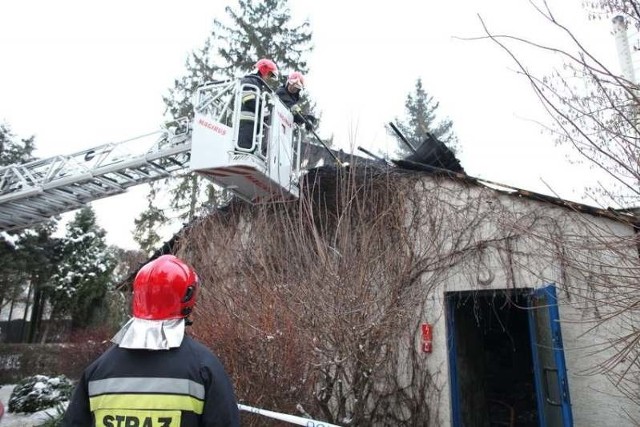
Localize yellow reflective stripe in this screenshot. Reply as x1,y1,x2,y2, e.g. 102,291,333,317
242,94,256,102
239,112,256,120
90,394,204,415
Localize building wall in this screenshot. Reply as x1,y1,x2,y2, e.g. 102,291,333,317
411,179,640,426
175,170,639,425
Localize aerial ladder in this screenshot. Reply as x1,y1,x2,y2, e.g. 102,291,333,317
0,78,304,232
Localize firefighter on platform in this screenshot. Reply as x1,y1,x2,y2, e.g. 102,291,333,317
62,255,240,427
275,71,317,131
238,58,279,151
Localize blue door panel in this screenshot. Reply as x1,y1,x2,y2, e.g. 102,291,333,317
446,295,462,427
528,284,574,426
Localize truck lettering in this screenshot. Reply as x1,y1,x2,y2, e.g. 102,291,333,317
277,111,293,128
197,118,228,135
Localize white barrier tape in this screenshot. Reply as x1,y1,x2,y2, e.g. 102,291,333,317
238,403,342,427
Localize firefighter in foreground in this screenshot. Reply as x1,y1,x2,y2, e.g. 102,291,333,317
62,254,240,427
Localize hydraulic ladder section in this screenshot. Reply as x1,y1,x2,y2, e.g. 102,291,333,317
0,126,191,232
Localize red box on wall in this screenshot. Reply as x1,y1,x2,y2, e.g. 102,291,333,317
421,323,432,353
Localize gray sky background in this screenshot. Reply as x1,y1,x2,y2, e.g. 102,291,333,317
0,0,626,249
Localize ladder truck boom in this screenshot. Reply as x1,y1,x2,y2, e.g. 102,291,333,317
0,77,310,232
0,128,191,232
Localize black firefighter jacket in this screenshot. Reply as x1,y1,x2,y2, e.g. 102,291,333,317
274,85,300,110
240,73,273,114
274,85,317,129
61,336,240,427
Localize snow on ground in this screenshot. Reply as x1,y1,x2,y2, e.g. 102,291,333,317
0,384,68,427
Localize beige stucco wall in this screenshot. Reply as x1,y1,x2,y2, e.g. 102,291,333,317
410,179,639,426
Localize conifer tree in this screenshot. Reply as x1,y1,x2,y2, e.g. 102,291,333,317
0,123,43,341
135,0,313,252
0,238,20,311
395,78,459,156
0,123,36,166
13,221,63,342
49,206,116,328
0,125,66,342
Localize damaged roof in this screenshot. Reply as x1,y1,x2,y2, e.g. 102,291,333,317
136,134,637,281
392,132,465,174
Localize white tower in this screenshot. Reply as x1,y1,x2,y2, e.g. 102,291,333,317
612,15,640,129
612,15,637,85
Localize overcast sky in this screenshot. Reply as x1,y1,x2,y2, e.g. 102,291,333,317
0,0,626,249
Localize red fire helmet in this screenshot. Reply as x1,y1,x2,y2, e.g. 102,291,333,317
287,71,304,90
132,255,199,320
255,58,279,79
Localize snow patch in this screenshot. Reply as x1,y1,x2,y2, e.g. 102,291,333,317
7,374,72,414
0,384,68,427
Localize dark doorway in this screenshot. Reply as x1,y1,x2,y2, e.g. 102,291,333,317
446,289,538,427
